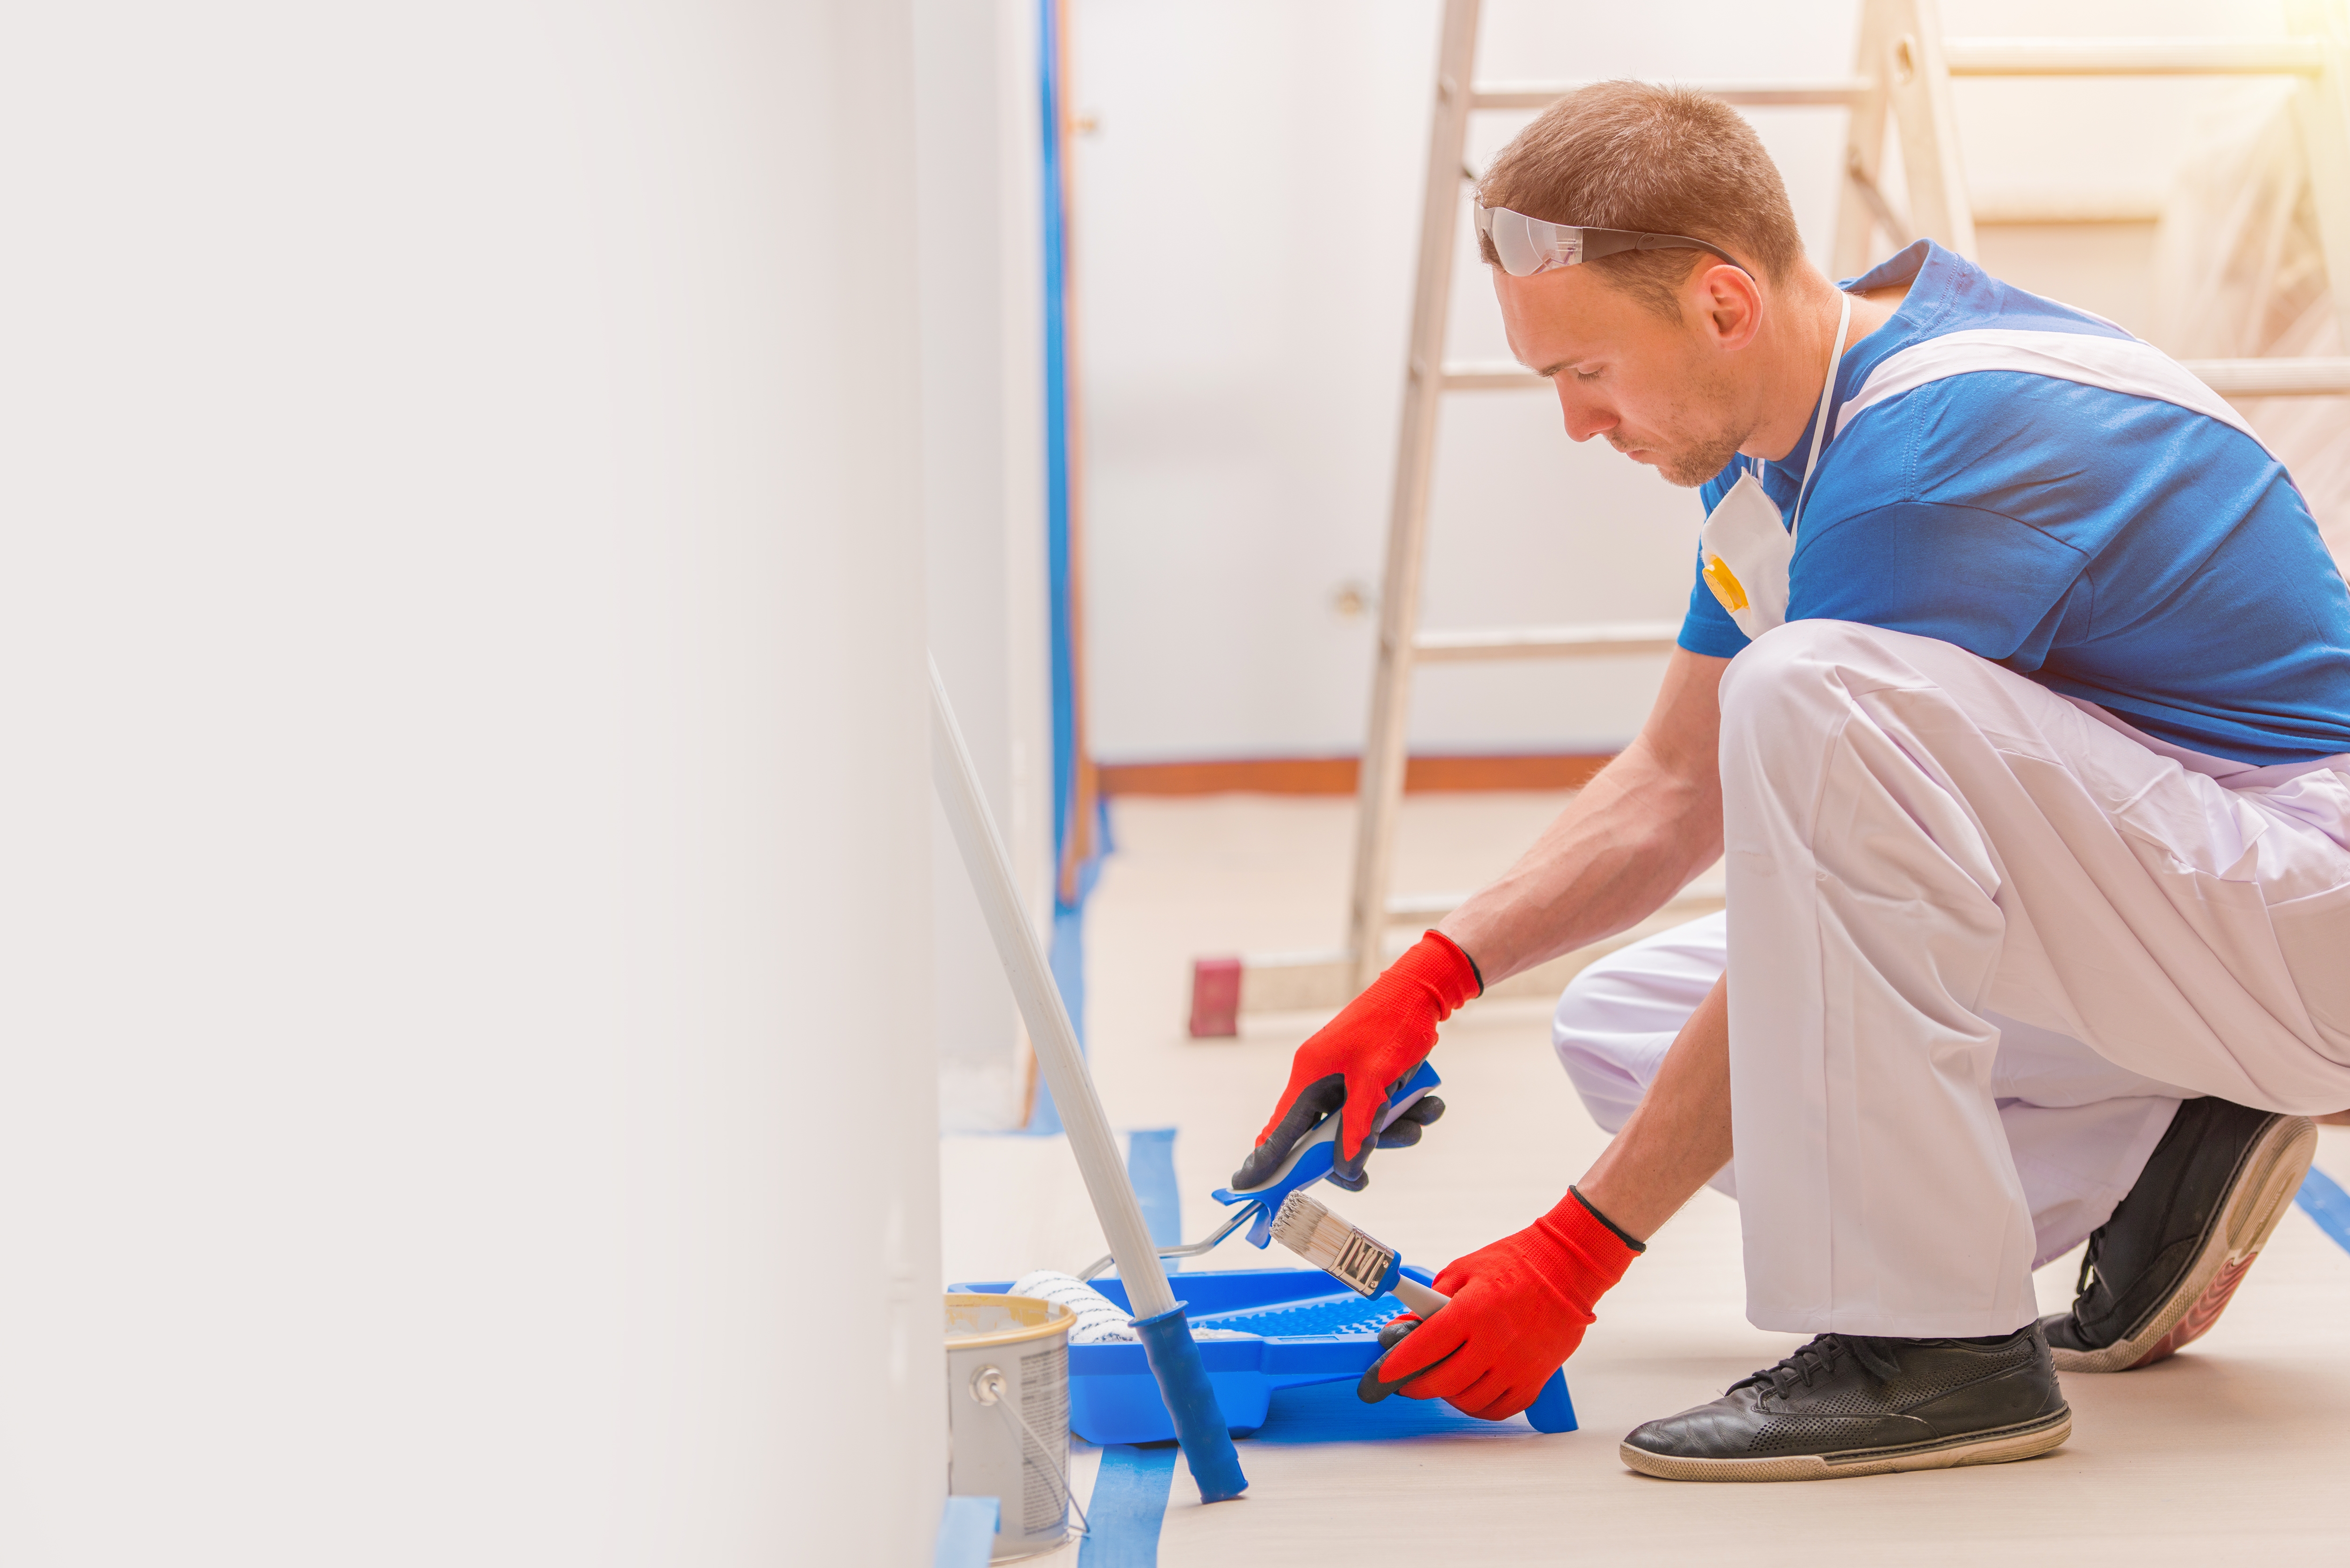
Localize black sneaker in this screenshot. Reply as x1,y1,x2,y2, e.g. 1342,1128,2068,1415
2040,1098,2316,1373
1619,1326,2070,1482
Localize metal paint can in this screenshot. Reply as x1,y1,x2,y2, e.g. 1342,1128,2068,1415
945,1293,1076,1560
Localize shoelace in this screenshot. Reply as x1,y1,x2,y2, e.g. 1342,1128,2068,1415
2074,1229,2105,1303
1729,1333,1906,1401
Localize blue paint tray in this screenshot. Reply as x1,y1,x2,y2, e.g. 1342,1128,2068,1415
947,1266,1574,1444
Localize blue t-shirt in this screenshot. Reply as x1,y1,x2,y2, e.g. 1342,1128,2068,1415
1679,240,2350,766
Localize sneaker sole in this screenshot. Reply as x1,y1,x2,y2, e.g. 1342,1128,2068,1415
1619,1407,2072,1483
2051,1114,2318,1374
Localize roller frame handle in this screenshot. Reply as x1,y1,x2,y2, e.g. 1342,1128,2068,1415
1207,1061,1442,1247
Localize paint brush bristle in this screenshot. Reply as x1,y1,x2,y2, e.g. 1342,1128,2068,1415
1271,1189,1396,1298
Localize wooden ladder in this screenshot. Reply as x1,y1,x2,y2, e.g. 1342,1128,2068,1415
1189,0,2350,1034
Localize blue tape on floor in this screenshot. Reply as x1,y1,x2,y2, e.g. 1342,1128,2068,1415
1126,1128,1182,1264
934,1497,1000,1568
2295,1166,2350,1256
1247,1377,1508,1443
1078,1444,1177,1568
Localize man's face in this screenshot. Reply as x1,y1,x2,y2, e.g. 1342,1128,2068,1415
1494,263,1751,489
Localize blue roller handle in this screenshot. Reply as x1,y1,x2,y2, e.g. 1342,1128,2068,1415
1131,1303,1249,1501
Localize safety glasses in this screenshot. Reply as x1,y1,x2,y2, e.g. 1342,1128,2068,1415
1474,201,1743,278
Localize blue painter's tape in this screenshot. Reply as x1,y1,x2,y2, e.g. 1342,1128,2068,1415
2295,1166,2350,1256
1078,1445,1178,1568
934,1496,1000,1568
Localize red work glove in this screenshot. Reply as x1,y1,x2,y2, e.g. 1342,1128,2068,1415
1379,1190,1639,1420
1231,931,1480,1192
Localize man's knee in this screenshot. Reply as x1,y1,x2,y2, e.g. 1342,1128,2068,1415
1551,974,1658,1136
1717,619,1959,761
1721,617,1876,705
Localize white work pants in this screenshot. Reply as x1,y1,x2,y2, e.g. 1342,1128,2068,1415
1591,621,2350,1339
1554,909,2186,1266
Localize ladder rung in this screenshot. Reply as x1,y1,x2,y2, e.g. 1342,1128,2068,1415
1207,886,1739,1021
1972,188,2164,225
1473,78,1874,111
1472,44,2328,111
1448,359,2350,398
1385,892,1466,924
1386,879,1726,926
1442,361,1543,390
2184,359,2350,397
1415,623,1684,661
1941,37,2327,77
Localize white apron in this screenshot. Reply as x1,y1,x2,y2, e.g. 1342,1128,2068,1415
1696,294,1849,640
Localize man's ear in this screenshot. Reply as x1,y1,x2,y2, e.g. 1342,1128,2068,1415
1693,263,1763,351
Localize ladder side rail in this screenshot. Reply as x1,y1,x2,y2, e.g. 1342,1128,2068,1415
2287,1,2350,350
1883,0,1977,257
1837,0,1903,277
1347,0,1483,995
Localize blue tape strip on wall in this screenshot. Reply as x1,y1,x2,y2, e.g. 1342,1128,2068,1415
1028,0,1102,1138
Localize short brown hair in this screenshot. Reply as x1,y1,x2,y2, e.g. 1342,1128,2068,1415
1476,81,1804,318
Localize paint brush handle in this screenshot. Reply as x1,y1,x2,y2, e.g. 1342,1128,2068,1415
1391,1276,1446,1316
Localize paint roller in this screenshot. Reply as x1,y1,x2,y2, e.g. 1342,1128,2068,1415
928,656,1248,1505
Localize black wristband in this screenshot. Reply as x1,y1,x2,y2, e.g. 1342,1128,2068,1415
1570,1186,1646,1253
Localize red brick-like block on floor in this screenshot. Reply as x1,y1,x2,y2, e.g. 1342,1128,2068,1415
1189,956,1242,1037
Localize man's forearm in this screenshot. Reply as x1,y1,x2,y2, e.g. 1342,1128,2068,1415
1576,975,1731,1241
1437,651,1727,985
1426,648,1733,1245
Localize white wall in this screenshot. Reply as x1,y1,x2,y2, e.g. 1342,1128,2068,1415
917,0,1054,1131
1070,0,2295,764
0,4,942,1563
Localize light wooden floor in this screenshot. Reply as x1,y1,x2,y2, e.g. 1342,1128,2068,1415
942,792,2350,1565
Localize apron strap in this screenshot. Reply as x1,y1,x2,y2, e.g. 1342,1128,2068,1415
1789,291,1853,544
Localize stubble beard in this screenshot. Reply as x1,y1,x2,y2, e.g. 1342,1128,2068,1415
1648,425,1747,488
1618,360,1749,488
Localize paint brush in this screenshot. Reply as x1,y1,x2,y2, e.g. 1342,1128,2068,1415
1275,1187,1579,1429
1269,1189,1447,1317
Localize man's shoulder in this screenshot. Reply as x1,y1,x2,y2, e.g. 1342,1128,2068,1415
1826,248,2271,519
1701,244,2217,514
1840,242,2134,391
1815,369,2272,537
1846,241,2133,340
